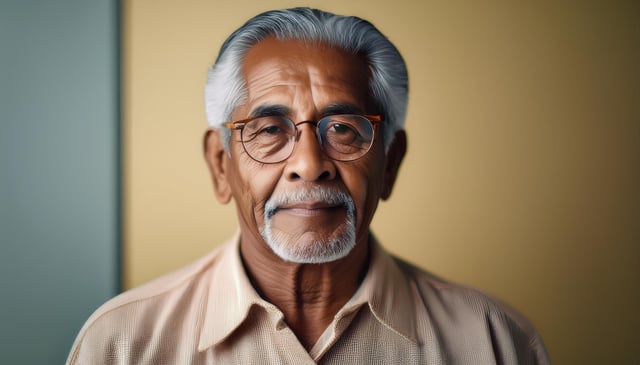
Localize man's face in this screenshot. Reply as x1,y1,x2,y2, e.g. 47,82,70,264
210,37,395,263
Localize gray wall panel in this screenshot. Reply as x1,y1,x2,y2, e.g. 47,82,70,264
0,1,119,363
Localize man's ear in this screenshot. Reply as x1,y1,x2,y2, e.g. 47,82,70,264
381,130,407,200
203,128,232,204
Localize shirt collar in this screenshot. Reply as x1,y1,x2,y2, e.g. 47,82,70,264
198,233,418,352
342,236,418,343
198,233,276,351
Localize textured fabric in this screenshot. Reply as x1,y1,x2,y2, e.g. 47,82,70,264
66,235,550,364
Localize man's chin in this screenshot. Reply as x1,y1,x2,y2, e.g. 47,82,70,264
260,229,356,264
260,186,357,263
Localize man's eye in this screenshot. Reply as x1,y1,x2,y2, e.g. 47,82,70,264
330,123,354,134
260,125,283,134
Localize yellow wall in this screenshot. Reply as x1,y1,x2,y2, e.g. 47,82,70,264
123,1,640,363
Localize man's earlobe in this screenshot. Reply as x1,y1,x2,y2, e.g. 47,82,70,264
381,130,407,200
203,129,232,204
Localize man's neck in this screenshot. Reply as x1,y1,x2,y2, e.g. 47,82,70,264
239,232,371,350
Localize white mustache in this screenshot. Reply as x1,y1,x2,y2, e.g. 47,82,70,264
264,186,355,219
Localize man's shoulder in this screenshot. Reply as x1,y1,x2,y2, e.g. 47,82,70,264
395,256,536,328
390,255,549,363
96,243,226,316
66,241,232,364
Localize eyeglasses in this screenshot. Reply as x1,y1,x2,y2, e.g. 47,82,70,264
223,114,383,164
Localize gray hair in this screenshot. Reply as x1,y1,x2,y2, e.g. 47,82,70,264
204,7,408,151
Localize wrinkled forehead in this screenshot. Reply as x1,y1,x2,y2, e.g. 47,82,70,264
239,37,374,111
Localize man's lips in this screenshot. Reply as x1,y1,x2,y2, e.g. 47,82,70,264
273,202,345,217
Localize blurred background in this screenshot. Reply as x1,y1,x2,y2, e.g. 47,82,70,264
1,0,638,364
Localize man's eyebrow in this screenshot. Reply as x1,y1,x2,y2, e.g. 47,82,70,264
321,103,366,116
249,105,291,118
249,103,366,119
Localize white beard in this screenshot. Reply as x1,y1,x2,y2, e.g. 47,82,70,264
260,186,356,264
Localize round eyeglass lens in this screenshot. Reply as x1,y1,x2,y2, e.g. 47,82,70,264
319,115,375,161
241,116,296,163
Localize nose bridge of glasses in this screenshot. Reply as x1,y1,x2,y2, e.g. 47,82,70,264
294,120,321,143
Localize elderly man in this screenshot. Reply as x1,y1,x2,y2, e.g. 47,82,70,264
67,7,550,364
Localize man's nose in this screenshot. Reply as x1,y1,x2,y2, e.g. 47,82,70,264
283,123,336,182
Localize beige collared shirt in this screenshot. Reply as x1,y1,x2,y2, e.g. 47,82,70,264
66,235,550,364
